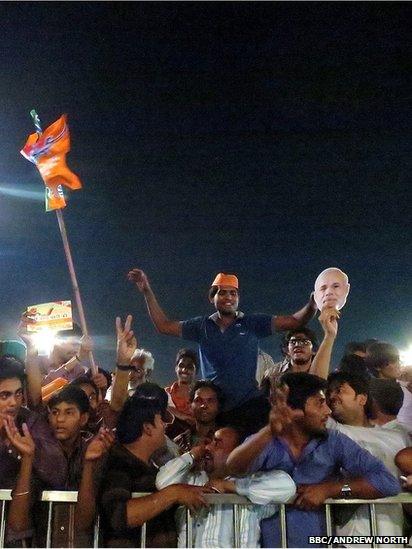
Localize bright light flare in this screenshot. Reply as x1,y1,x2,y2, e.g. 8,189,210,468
0,185,44,201
399,345,412,368
31,329,57,357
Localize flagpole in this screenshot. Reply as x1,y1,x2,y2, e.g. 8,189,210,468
30,110,98,376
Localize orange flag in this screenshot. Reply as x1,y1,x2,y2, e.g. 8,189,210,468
21,114,82,211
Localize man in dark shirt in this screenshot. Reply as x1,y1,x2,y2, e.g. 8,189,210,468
128,268,316,435
99,396,211,547
0,355,67,489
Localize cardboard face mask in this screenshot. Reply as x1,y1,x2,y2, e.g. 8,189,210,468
314,268,350,311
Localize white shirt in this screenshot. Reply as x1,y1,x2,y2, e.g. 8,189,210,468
156,452,296,548
328,417,408,547
398,382,412,434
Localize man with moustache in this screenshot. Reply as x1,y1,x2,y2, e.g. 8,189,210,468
128,268,316,435
156,426,296,547
226,372,400,548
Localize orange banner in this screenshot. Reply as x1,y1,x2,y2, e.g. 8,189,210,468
21,115,82,210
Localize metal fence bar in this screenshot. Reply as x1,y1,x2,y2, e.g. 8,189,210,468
279,504,288,548
325,504,333,549
93,515,100,549
369,503,378,548
140,522,146,548
0,490,411,548
233,504,240,548
0,501,6,549
45,501,53,548
186,507,192,548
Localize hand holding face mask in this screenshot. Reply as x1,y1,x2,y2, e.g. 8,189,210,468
313,268,350,311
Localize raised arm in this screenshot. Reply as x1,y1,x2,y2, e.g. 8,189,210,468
227,385,303,475
110,315,137,412
309,307,339,379
75,428,115,533
17,314,42,408
128,269,182,337
272,293,317,332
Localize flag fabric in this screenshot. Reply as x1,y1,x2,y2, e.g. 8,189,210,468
21,114,82,211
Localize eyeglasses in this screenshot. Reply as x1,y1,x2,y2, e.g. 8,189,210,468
288,338,312,347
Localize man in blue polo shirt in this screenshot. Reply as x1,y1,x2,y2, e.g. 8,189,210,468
128,268,316,435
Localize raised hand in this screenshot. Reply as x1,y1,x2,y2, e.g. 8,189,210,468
127,269,150,293
84,427,115,462
268,383,304,436
91,372,109,392
318,306,340,338
116,315,137,365
17,311,37,353
4,417,35,459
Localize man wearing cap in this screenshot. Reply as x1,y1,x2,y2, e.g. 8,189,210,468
128,268,316,435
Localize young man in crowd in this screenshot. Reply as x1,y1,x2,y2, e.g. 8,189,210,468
128,268,316,435
173,379,223,452
327,371,409,541
164,348,197,437
366,342,412,433
226,372,400,548
261,327,319,379
156,426,296,547
27,385,95,546
4,389,114,547
369,377,410,433
0,355,67,489
98,396,212,547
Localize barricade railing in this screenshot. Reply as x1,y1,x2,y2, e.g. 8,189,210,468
0,490,411,548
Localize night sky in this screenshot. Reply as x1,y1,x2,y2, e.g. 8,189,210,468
0,2,411,384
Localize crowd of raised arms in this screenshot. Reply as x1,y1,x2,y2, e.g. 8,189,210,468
0,267,411,548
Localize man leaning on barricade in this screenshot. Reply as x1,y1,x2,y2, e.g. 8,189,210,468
226,372,401,548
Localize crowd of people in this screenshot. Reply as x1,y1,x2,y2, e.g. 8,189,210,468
0,267,411,548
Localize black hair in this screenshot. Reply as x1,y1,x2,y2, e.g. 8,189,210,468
337,354,370,378
175,348,198,368
189,379,225,409
132,382,168,411
48,385,90,414
327,370,374,419
366,342,399,378
0,355,26,385
208,285,239,301
279,372,327,410
369,378,404,416
70,375,98,395
216,425,242,447
281,327,319,356
344,341,366,356
117,396,163,444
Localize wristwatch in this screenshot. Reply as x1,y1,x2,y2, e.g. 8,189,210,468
116,364,134,371
340,483,352,498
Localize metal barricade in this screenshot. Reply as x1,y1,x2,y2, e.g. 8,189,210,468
0,490,411,548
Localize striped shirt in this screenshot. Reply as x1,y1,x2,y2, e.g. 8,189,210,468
156,452,296,547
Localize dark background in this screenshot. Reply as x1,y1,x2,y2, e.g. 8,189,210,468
0,2,411,384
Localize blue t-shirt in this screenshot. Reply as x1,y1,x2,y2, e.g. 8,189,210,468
181,312,272,410
248,429,400,548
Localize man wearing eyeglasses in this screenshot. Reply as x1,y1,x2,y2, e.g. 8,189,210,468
261,328,319,381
